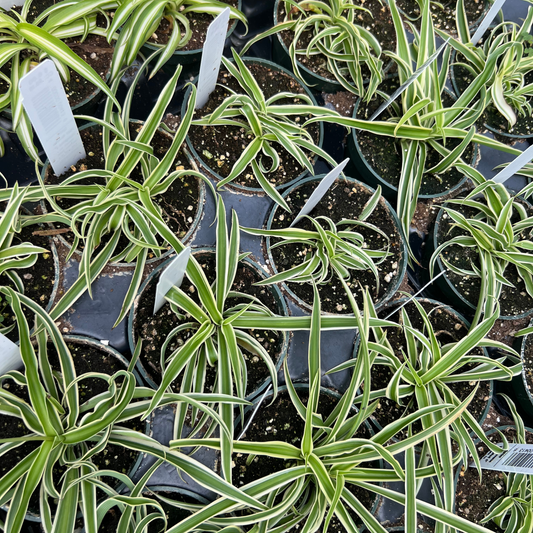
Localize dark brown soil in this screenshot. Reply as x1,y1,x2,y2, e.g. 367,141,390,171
355,78,476,196
397,0,487,35
2,0,113,107
147,0,239,51
188,62,320,189
277,0,396,83
268,178,404,313
455,426,533,530
43,123,202,260
234,389,378,532
369,299,491,438
0,223,57,342
436,202,533,317
522,333,533,400
133,252,285,396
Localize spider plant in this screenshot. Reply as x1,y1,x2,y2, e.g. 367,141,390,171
240,0,385,99
168,286,490,533
190,48,339,211
429,179,533,326
0,0,120,162
0,183,48,335
479,395,532,533
0,287,261,533
240,187,391,293
328,295,521,527
105,0,247,81
444,0,533,128
303,0,527,256
28,52,213,330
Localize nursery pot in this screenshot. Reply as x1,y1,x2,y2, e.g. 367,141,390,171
264,174,408,314
513,318,533,418
140,0,242,76
40,121,206,267
355,297,494,438
347,83,480,203
425,199,533,321
183,56,324,195
454,424,533,528
128,248,290,401
271,0,396,93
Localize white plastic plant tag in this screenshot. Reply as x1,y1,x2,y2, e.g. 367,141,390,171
290,158,349,227
0,0,23,8
471,0,507,45
195,7,231,109
492,143,533,184
154,247,192,314
0,333,22,375
477,443,533,474
369,38,451,122
19,60,86,176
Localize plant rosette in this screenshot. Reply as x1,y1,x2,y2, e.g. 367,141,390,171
454,424,533,532
183,55,326,201
357,297,494,440
347,77,480,203
232,384,382,532
139,0,243,76
268,0,397,95
0,334,147,523
128,248,289,401
39,121,206,267
426,198,533,321
257,174,407,315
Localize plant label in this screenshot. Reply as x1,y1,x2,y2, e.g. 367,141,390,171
0,334,22,375
290,158,349,227
369,39,450,122
0,0,23,7
154,247,192,314
478,443,533,474
195,7,231,110
471,0,507,45
492,143,533,184
19,60,86,176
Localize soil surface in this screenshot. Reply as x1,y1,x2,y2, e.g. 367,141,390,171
355,78,476,196
436,201,533,317
43,123,202,261
0,221,57,342
455,426,533,531
268,178,404,313
147,0,238,51
277,0,396,83
234,389,378,532
369,299,492,439
187,62,320,189
133,251,285,397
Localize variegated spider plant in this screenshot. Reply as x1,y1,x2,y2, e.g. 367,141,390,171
190,48,339,211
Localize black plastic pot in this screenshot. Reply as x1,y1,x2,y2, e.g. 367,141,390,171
39,121,206,267
354,297,494,436
264,174,408,314
347,86,480,203
140,0,242,77
128,248,290,401
425,200,533,321
182,56,324,196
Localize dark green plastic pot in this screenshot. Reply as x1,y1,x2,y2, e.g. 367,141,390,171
425,201,533,321
128,248,290,401
40,121,206,267
354,297,494,436
264,174,408,314
347,86,480,203
182,56,324,195
140,0,241,76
